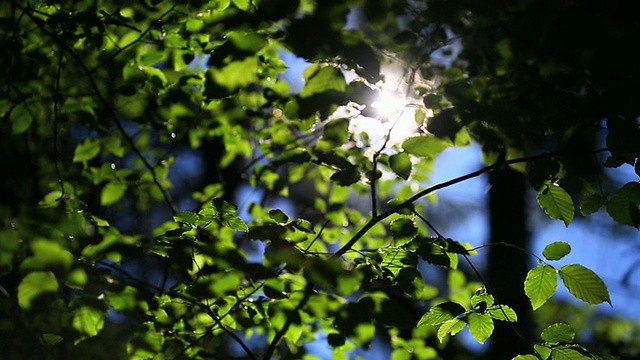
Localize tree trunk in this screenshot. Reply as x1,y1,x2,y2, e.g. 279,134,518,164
484,166,534,359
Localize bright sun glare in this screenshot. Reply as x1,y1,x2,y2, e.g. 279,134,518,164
349,66,422,148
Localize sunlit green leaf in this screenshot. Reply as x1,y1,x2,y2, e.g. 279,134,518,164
19,238,74,272
524,264,557,310
402,135,449,158
550,347,592,360
72,300,107,343
542,241,571,261
537,184,575,226
559,264,612,306
73,139,101,162
300,66,346,98
488,305,517,322
437,318,466,343
101,182,127,206
541,323,575,343
418,302,466,327
18,271,58,310
467,312,494,344
512,355,539,360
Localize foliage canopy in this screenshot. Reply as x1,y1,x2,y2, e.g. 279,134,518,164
1,0,639,359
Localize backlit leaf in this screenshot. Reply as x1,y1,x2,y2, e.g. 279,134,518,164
524,265,557,310
18,271,58,310
606,182,640,228
559,264,611,306
541,323,575,343
72,302,106,343
542,241,571,261
418,302,466,327
390,218,417,245
467,312,494,344
300,66,346,98
73,139,101,162
537,184,575,226
10,103,33,134
437,318,466,343
101,182,127,206
402,135,449,158
487,305,517,322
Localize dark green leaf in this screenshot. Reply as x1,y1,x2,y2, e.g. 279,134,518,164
606,182,640,228
10,103,33,134
389,152,412,180
300,66,346,98
269,209,289,224
390,218,417,244
322,118,350,146
580,193,607,216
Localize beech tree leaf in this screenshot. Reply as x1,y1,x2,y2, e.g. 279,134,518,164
269,209,289,224
390,218,417,244
487,305,518,322
467,312,494,344
221,214,249,232
542,241,571,261
559,264,612,306
606,182,640,228
551,347,592,360
73,139,101,163
10,103,33,134
18,271,58,310
72,304,106,343
580,193,606,216
101,182,127,206
512,356,539,360
389,152,412,180
524,264,557,310
537,184,575,226
541,323,575,343
418,302,466,327
402,135,449,158
300,66,346,98
437,318,466,343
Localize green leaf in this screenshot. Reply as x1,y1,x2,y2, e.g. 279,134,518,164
512,355,539,360
542,241,571,261
173,211,200,225
330,166,361,186
524,265,558,310
606,182,640,228
322,118,350,146
389,152,412,180
390,218,417,244
10,103,33,134
300,66,346,98
537,184,575,226
73,139,101,162
72,302,107,343
269,209,289,224
18,271,59,310
580,193,606,216
467,312,494,344
290,219,315,233
551,347,592,360
418,302,466,326
541,323,575,343
559,264,612,306
222,214,249,232
272,148,311,167
19,238,74,272
402,135,449,158
437,318,466,343
101,182,127,206
488,305,518,322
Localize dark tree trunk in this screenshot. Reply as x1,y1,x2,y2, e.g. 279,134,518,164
484,166,534,359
